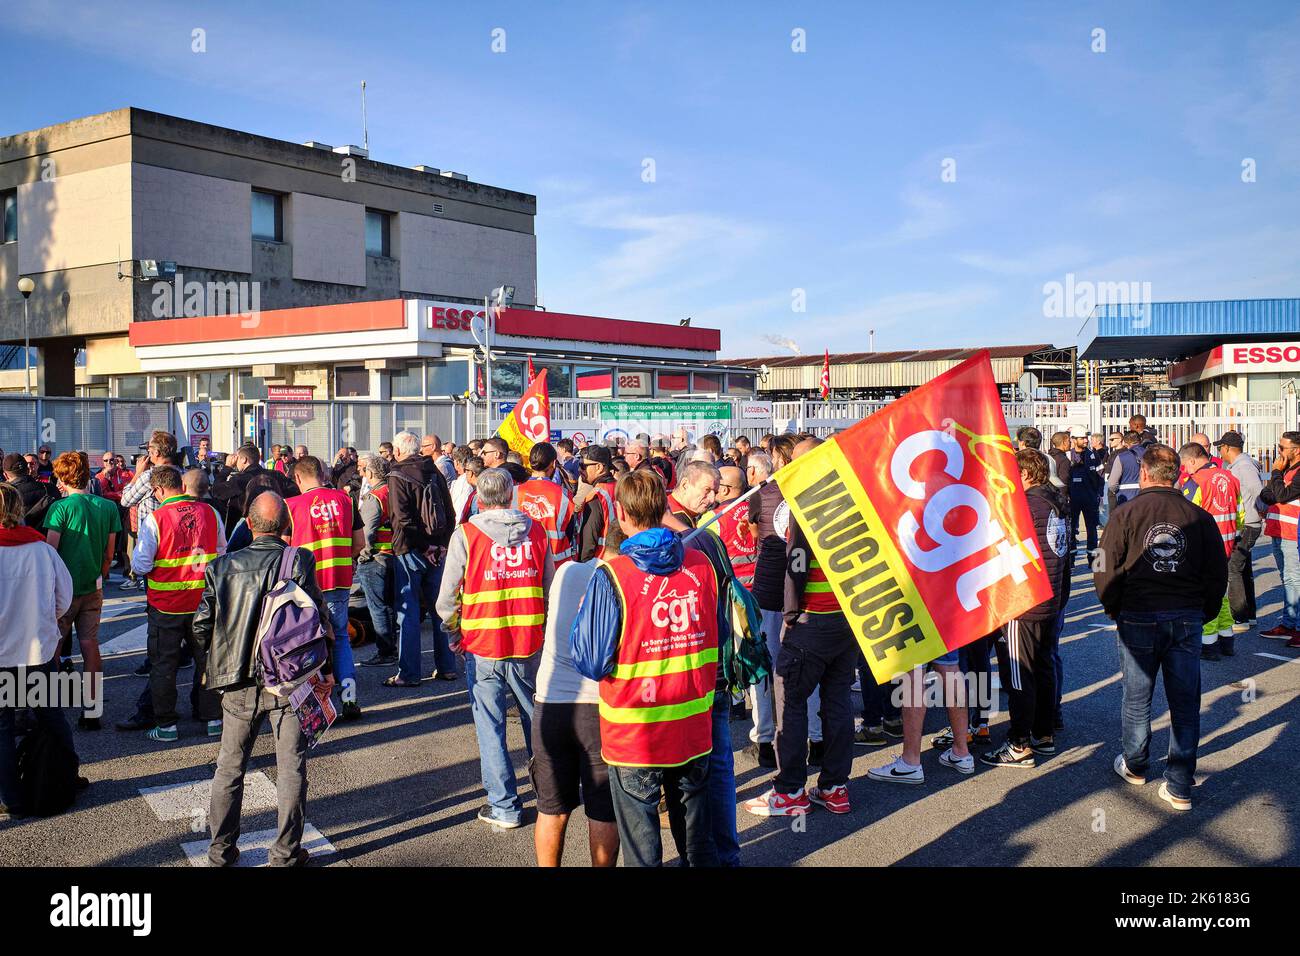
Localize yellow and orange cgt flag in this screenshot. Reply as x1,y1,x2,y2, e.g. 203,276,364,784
774,352,1052,683
497,368,551,457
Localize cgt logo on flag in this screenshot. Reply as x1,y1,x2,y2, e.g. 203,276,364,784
497,368,550,457
775,352,1051,682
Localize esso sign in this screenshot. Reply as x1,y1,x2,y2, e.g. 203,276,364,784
651,591,700,633
490,542,535,567
889,429,1037,612
618,374,644,389
310,498,342,522
1225,343,1300,372
429,307,486,332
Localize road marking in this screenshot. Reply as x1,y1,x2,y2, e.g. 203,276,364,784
1254,652,1298,664
99,623,148,657
181,824,336,867
139,772,278,822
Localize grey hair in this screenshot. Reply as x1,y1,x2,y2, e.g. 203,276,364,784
746,451,773,479
476,467,514,508
688,448,715,464
392,431,419,457
625,440,648,456
681,460,721,488
359,454,388,481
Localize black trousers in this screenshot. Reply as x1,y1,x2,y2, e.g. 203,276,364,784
1069,495,1100,556
994,618,1057,743
147,606,220,727
1228,525,1260,623
773,612,856,794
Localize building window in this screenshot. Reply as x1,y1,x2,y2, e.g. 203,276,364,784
491,362,524,399
726,372,756,397
238,371,268,401
252,190,283,242
155,375,186,400
391,361,424,398
532,363,571,398
2,190,15,243
336,367,369,397
692,372,721,394
427,358,469,397
656,371,690,395
575,367,613,398
614,368,651,397
195,371,231,401
365,209,391,257
116,375,148,399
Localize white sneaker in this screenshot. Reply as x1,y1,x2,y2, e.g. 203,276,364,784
1114,754,1145,785
868,756,925,785
1158,781,1192,811
938,748,974,775
1232,622,1251,633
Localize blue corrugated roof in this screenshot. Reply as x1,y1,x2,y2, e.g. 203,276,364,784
1078,297,1300,359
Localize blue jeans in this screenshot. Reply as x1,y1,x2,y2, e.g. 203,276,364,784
1271,536,1300,628
355,557,395,657
463,652,537,822
1115,612,1202,800
709,694,740,866
609,756,717,868
393,552,457,683
324,590,357,704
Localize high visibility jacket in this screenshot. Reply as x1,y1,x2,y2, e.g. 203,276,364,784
1115,448,1142,504
1265,465,1300,541
1181,463,1244,556
148,495,221,615
590,483,620,559
711,500,756,588
286,486,354,591
366,484,393,554
800,554,841,613
459,519,548,659
598,550,719,768
518,477,575,564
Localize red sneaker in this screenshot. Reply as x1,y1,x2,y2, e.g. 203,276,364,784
807,784,851,814
743,788,811,817
1260,624,1294,639
1286,634,1300,649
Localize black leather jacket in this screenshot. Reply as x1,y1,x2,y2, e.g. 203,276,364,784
192,536,333,692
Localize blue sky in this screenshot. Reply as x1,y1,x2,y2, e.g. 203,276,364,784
5,0,1299,357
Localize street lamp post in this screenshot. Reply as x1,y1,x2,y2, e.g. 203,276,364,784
17,276,34,395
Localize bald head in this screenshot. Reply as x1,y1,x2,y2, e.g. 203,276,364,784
1190,432,1212,454
793,436,823,459
247,492,289,536
717,464,745,504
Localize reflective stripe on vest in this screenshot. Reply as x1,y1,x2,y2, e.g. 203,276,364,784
714,501,756,587
367,484,393,553
1116,449,1142,504
1266,465,1300,541
592,483,618,559
598,550,719,768
286,487,354,591
518,478,575,564
148,496,220,615
801,555,841,613
459,520,548,659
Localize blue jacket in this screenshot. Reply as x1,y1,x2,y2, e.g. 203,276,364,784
571,527,732,682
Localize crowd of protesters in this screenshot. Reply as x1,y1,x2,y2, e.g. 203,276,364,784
0,408,1280,859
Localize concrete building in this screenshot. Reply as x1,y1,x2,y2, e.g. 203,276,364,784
0,107,538,394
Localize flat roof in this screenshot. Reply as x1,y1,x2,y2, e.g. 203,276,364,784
1077,298,1300,360
720,344,1051,368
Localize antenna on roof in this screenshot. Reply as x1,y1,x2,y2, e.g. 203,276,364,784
869,329,875,352
360,80,369,153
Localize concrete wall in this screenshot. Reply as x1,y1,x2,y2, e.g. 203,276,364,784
18,163,132,274
398,211,537,304
289,192,365,286
132,164,251,273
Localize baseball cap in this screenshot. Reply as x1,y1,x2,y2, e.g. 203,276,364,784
580,445,612,468
1212,430,1244,449
2,452,27,474
1068,425,1088,439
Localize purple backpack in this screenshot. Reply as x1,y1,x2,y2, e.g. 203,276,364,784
254,546,329,697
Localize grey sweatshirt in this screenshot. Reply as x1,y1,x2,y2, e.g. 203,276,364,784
436,508,556,637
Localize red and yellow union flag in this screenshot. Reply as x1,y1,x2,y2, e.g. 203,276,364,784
774,352,1052,682
498,368,550,457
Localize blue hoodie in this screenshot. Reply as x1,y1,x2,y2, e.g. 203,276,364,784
571,527,732,682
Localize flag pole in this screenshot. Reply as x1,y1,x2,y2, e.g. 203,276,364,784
682,476,772,542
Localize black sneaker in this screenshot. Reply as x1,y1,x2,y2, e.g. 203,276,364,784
807,739,825,766
855,725,888,746
882,718,904,738
133,659,152,677
979,740,1036,768
360,654,398,667
1201,641,1222,661
1219,634,1236,657
115,713,153,732
1030,735,1056,755
341,701,362,721
743,741,777,768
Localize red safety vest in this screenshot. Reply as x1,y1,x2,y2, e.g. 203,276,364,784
459,519,548,659
148,495,220,615
1182,464,1242,556
713,501,756,587
286,486,354,591
801,554,841,613
1266,465,1300,541
598,550,719,768
366,484,393,554
517,477,575,564
591,483,618,559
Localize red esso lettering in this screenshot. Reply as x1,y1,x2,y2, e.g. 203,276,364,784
1267,347,1283,363
651,592,699,632
889,429,1040,613
1288,347,1300,363
310,499,341,521
619,375,642,388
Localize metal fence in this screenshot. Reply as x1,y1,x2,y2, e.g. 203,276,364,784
0,396,176,460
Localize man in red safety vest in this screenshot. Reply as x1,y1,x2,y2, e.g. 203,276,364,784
1178,442,1244,659
1260,430,1300,647
705,463,757,588
517,442,576,566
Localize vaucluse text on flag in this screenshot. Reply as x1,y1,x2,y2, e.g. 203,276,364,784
774,352,1052,683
